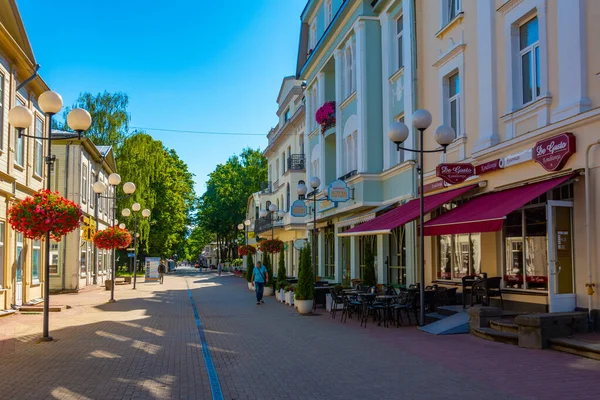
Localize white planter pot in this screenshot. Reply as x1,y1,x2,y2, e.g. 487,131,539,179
285,291,293,305
294,294,298,309
296,299,313,315
248,282,254,291
280,289,285,302
275,291,280,302
263,286,274,297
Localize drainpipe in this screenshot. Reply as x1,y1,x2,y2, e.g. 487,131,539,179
585,140,600,329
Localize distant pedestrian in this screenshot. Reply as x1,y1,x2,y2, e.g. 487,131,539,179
218,263,222,276
158,261,166,284
251,260,269,305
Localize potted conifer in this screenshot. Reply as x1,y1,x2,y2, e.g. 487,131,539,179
262,254,274,296
295,245,314,314
246,254,254,290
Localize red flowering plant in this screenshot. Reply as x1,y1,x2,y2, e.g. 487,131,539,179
258,239,285,254
315,101,336,133
8,189,83,241
93,226,132,250
238,244,257,256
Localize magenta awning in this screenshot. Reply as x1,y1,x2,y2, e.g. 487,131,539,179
338,184,477,237
424,174,575,236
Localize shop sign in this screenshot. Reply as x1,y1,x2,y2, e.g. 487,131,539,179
248,232,255,239
436,163,475,185
475,159,504,175
328,179,350,203
533,132,576,172
419,180,447,194
503,149,532,168
294,239,308,250
319,198,337,212
290,199,308,217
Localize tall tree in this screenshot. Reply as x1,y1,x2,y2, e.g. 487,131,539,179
56,91,130,150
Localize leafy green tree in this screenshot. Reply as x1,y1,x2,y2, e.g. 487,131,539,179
276,251,287,290
183,226,215,262
56,91,130,150
363,240,376,288
295,245,314,300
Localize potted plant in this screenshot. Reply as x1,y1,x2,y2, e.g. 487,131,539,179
295,245,314,314
93,226,132,250
246,254,254,290
316,101,336,133
8,189,82,240
262,254,274,296
258,239,284,254
276,251,287,302
238,244,256,257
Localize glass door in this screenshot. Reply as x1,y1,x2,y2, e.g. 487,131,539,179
547,200,575,312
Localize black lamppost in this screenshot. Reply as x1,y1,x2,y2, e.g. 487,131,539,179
121,204,150,289
260,204,286,270
92,174,136,302
9,91,92,342
387,109,455,326
296,177,322,282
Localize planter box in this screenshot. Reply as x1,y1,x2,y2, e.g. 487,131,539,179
279,289,285,303
123,276,132,284
296,299,313,315
285,291,294,306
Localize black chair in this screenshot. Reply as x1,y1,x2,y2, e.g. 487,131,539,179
471,277,503,309
330,286,344,319
340,293,361,323
393,290,419,326
461,275,481,308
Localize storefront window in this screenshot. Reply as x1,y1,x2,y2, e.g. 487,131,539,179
359,236,376,281
437,234,480,281
388,226,406,285
32,239,41,283
80,245,87,275
50,241,60,275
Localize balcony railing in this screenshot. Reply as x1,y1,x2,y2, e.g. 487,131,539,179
338,170,358,181
287,154,306,171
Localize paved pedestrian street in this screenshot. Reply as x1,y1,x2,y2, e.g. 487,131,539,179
1,268,600,400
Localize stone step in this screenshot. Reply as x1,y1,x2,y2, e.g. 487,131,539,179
0,309,16,318
549,338,600,361
472,327,519,345
490,319,519,334
19,305,66,313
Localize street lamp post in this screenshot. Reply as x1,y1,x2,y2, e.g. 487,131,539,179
122,204,150,289
94,174,136,302
387,109,455,326
296,177,321,282
262,204,286,272
9,91,92,341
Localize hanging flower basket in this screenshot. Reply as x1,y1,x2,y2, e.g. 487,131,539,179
259,239,285,254
93,226,132,250
238,244,257,256
8,189,83,241
316,101,336,133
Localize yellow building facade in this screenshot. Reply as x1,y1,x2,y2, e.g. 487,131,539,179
412,0,600,315
0,0,52,311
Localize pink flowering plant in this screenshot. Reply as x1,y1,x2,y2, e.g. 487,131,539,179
8,189,83,241
315,101,336,133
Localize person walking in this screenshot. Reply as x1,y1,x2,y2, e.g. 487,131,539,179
217,262,222,276
158,260,166,284
251,260,269,305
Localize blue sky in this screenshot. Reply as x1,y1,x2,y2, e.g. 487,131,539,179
17,0,306,196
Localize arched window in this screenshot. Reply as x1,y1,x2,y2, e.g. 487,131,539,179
343,115,358,174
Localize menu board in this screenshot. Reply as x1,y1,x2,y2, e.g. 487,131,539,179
145,257,161,281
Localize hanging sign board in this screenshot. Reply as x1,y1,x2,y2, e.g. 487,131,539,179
290,199,308,217
475,159,504,175
318,198,337,212
503,149,532,168
419,180,447,195
328,179,351,203
294,239,308,250
533,132,576,172
436,163,475,185
145,257,161,281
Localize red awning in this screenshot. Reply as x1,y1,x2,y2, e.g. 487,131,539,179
338,184,477,237
424,174,575,236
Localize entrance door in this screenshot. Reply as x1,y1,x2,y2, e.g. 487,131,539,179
15,233,23,306
547,200,575,312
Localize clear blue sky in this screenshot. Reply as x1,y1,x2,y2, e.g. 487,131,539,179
17,0,306,196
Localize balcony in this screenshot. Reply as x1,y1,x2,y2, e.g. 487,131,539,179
338,170,357,181
287,154,306,171
255,214,282,234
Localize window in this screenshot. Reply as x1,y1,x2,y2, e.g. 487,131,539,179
16,233,23,283
344,132,357,174
396,15,404,70
34,116,44,176
98,177,103,213
90,169,95,207
32,239,41,283
438,234,481,281
49,241,60,275
0,74,4,150
343,42,356,99
388,226,406,285
447,72,460,135
0,222,4,288
519,16,540,105
325,0,332,27
444,0,461,25
310,21,317,51
82,164,88,203
284,108,290,122
282,152,286,175
324,227,335,279
80,244,87,275
286,184,290,212
15,97,26,166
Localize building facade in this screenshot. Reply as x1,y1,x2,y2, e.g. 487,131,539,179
0,1,52,310
246,77,308,276
50,136,117,292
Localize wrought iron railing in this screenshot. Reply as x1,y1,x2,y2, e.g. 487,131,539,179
338,170,358,181
260,181,272,194
287,154,306,171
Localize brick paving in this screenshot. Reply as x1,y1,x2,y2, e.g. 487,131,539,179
1,268,600,399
